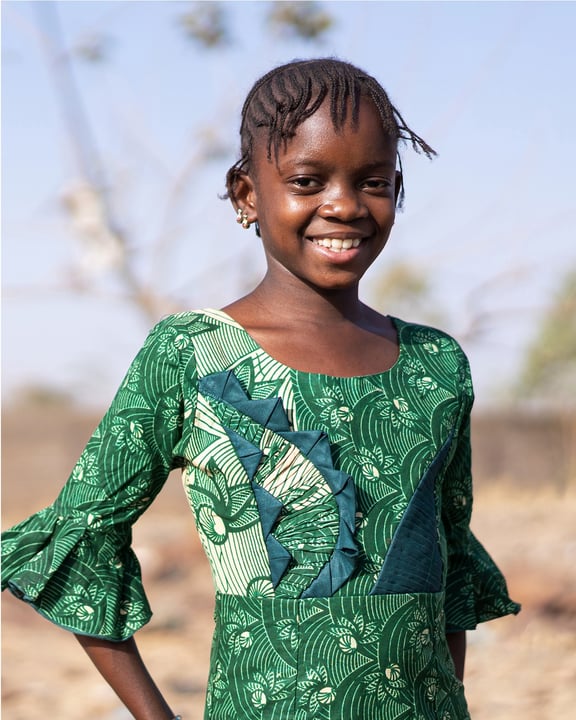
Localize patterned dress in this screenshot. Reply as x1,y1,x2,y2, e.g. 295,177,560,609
2,309,519,719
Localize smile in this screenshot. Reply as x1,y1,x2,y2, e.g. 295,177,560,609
310,237,363,252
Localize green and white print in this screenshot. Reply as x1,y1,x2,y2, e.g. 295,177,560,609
2,309,519,719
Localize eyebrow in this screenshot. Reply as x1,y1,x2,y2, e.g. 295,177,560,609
280,157,396,171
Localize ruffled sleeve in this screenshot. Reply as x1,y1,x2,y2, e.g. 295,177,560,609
1,314,198,641
441,360,521,633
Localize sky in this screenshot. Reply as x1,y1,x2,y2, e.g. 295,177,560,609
2,0,576,408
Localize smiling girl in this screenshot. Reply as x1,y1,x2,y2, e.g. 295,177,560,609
2,58,520,720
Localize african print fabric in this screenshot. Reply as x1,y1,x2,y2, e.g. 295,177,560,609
2,309,520,719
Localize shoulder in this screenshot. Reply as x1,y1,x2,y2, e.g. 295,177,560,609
145,310,222,343
393,317,469,361
150,309,235,334
151,310,208,332
136,310,216,366
393,317,473,401
142,309,238,365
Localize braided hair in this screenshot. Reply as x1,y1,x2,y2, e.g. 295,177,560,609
225,58,436,208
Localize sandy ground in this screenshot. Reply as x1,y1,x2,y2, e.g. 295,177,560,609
2,410,576,718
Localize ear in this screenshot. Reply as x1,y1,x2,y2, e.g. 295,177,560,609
230,169,258,224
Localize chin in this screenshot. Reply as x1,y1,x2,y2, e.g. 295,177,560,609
308,276,362,293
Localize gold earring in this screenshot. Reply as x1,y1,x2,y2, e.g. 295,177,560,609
236,208,250,229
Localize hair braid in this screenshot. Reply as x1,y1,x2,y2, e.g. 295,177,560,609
225,58,436,207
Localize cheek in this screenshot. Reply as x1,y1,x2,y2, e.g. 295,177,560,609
372,200,396,227
257,197,312,227
284,198,313,222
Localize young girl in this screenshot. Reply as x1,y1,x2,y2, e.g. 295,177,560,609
2,58,520,720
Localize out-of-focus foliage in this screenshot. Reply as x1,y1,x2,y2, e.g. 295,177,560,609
74,32,112,63
517,268,576,405
370,261,445,327
179,2,228,48
61,182,125,273
178,1,333,48
267,1,334,40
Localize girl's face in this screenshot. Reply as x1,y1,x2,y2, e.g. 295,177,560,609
238,97,400,293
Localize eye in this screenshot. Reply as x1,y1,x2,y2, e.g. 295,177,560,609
361,177,394,194
289,176,322,193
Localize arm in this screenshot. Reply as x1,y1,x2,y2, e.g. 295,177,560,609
75,634,176,720
446,630,466,681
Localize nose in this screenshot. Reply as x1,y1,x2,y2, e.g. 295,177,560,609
317,183,369,221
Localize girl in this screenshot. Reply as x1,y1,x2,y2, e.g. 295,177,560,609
2,58,520,720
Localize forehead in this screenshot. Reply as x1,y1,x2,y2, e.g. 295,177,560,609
254,97,397,167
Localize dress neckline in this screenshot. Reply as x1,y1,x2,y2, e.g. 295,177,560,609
204,308,404,381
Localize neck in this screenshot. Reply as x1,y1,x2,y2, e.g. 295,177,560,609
247,272,367,325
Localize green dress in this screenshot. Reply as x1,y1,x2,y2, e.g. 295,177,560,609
1,309,519,719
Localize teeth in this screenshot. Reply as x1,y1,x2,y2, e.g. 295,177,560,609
313,237,362,252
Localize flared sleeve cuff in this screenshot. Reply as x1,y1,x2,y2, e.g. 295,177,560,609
444,531,521,633
1,506,152,641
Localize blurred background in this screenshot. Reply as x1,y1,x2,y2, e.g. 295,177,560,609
2,2,575,719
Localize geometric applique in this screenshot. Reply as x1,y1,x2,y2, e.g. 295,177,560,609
199,370,359,597
200,371,289,431
370,434,452,595
369,433,454,595
299,465,357,599
224,428,263,481
250,482,292,587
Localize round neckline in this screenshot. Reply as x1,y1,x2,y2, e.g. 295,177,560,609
204,308,404,380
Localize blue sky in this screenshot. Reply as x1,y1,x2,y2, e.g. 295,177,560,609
2,1,575,407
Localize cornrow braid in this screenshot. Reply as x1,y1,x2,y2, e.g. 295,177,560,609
225,57,436,208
